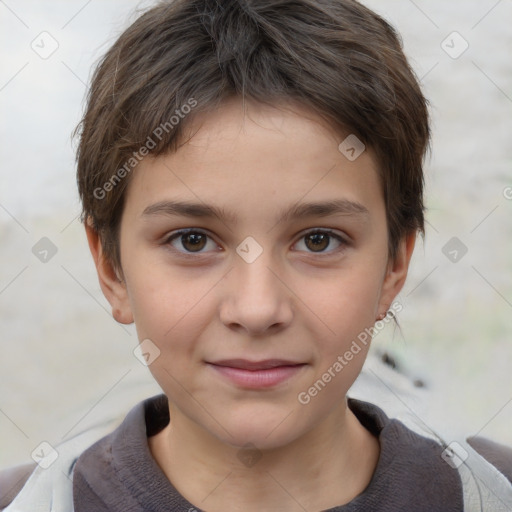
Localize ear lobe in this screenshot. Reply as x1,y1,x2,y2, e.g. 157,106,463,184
85,221,134,325
377,233,416,317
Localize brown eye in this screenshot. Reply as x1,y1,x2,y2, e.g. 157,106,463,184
294,229,346,254
304,232,330,252
181,232,207,252
166,229,217,254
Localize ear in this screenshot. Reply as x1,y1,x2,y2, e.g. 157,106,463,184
85,220,134,324
376,232,416,318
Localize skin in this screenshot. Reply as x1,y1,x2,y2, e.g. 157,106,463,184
86,97,416,512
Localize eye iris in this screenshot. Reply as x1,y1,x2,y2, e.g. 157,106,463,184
305,233,330,252
182,233,207,252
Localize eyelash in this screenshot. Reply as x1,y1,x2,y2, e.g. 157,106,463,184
163,228,349,257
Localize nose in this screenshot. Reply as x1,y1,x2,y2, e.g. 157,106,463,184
218,248,294,336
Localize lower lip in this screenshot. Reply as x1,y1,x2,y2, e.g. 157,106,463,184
208,364,306,389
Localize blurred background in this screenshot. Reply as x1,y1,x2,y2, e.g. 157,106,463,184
1,0,511,468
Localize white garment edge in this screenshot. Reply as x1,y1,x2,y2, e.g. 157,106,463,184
3,418,119,512
458,440,512,512
395,412,512,512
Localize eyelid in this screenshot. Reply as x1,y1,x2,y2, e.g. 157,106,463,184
164,227,212,243
292,228,349,255
164,228,221,256
296,227,348,242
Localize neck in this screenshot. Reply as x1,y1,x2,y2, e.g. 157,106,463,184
149,400,380,512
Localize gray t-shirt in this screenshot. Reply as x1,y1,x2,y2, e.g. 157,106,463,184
71,394,512,511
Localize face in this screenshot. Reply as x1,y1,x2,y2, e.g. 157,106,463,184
90,98,413,450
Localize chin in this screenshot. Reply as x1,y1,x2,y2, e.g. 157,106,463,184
210,406,307,452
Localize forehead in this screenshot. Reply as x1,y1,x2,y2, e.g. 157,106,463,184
123,98,384,225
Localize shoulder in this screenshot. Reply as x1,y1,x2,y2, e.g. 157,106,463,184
0,463,36,511
378,403,512,484
348,397,512,509
0,412,130,511
72,395,167,511
467,435,512,483
348,398,464,509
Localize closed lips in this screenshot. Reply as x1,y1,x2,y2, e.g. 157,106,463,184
208,359,306,371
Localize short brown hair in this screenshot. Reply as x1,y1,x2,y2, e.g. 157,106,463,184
76,0,430,272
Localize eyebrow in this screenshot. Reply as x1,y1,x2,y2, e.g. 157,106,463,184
141,198,369,225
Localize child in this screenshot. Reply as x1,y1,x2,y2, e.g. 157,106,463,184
2,0,512,510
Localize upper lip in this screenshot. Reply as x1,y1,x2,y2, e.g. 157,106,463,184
208,359,306,370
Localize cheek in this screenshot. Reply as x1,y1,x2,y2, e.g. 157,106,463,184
304,264,384,338
127,268,215,391
301,264,384,384
123,255,215,347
